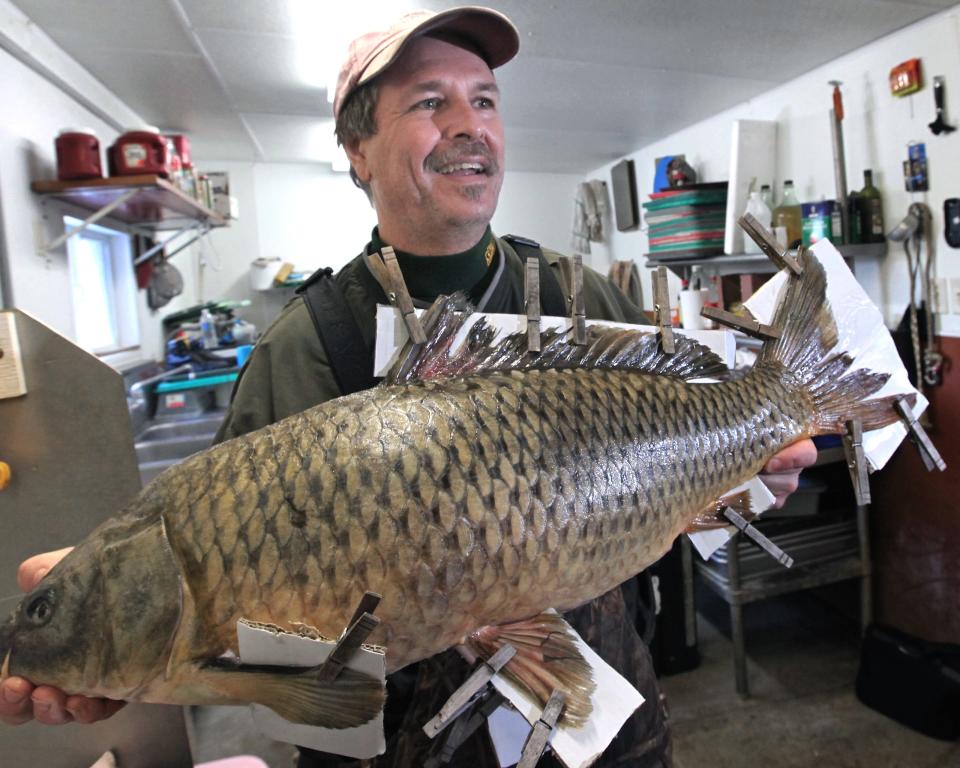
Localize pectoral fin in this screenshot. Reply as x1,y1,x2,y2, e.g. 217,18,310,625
465,611,595,728
685,491,755,532
201,659,385,729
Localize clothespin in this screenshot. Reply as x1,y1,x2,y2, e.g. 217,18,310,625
423,644,517,739
738,213,803,276
841,419,871,506
571,253,587,345
723,507,794,568
652,266,675,354
525,255,542,353
370,246,427,345
424,689,507,767
316,591,382,683
700,306,781,341
517,689,566,768
895,397,946,472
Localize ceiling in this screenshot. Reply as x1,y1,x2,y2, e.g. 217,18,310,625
12,0,956,173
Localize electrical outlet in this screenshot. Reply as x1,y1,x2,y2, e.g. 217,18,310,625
949,278,960,315
932,278,948,313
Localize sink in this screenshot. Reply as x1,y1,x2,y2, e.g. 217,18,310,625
134,412,225,486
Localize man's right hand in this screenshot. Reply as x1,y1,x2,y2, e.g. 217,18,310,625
1,548,125,726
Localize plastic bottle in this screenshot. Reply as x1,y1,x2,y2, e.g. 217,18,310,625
743,191,772,254
760,184,774,212
859,169,885,243
200,308,218,349
772,180,803,248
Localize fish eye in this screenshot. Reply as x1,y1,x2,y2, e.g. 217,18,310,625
24,592,54,626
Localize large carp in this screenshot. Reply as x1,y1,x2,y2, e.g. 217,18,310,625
1,249,906,729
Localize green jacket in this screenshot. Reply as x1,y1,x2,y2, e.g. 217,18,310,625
215,236,647,442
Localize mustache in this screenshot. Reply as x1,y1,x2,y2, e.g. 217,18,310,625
425,142,499,175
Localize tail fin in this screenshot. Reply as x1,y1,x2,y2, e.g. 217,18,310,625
755,249,911,434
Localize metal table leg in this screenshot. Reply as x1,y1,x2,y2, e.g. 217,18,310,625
728,531,749,697
856,503,873,631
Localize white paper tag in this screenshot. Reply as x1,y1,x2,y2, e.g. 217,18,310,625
744,239,926,470
687,477,776,560
487,612,644,768
236,621,386,759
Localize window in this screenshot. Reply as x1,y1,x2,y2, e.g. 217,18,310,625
65,218,140,355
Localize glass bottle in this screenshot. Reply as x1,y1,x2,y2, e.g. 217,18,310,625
772,180,803,248
743,191,772,254
859,170,885,243
760,184,774,213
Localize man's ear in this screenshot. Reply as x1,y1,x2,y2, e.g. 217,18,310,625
343,138,371,185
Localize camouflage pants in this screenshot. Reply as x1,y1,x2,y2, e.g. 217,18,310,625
298,580,671,768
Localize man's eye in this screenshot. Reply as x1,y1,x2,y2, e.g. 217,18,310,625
476,97,496,109
418,97,442,110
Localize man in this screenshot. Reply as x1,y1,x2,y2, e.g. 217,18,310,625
3,7,816,766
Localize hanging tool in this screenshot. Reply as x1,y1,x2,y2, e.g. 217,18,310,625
841,419,871,506
316,591,382,683
895,398,946,472
738,213,803,276
424,689,507,767
928,76,956,135
525,255,542,352
570,253,587,345
828,81,849,243
722,507,794,568
700,306,781,341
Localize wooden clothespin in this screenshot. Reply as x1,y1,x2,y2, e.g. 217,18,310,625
700,306,781,341
517,689,566,768
316,591,382,683
651,266,675,354
423,644,517,739
525,255,542,353
841,419,871,506
571,254,587,346
895,397,946,472
369,247,427,344
723,507,794,568
738,213,803,276
424,690,507,767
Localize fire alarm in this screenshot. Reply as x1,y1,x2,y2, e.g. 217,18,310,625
890,59,922,97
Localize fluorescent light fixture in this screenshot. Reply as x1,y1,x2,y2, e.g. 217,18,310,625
288,0,421,99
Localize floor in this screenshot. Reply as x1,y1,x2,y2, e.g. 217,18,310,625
186,586,960,768
661,585,960,768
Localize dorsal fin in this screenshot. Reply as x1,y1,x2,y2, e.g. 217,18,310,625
385,292,729,385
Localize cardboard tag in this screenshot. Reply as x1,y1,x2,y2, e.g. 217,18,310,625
236,620,386,759
0,312,27,399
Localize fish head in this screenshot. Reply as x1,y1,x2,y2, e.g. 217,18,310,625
1,512,182,699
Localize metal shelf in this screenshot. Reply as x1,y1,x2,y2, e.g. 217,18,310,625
31,174,227,262
645,241,887,278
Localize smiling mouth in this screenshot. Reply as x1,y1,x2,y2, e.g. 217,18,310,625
435,161,487,176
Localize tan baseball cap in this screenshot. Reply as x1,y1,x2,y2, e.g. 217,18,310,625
333,6,519,119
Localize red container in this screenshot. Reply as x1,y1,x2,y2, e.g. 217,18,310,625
55,129,102,181
109,128,170,177
169,134,192,169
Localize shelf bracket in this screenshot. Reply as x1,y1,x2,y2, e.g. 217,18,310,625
133,223,207,266
42,189,139,253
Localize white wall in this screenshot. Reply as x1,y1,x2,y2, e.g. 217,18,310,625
170,163,583,336
588,5,960,334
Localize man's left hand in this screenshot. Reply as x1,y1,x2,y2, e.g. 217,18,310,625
760,439,818,509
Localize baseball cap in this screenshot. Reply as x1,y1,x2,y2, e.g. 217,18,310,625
333,6,519,119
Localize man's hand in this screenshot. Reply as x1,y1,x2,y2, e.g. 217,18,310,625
760,439,818,509
1,548,126,726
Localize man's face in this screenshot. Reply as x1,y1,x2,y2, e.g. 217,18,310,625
346,36,506,251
